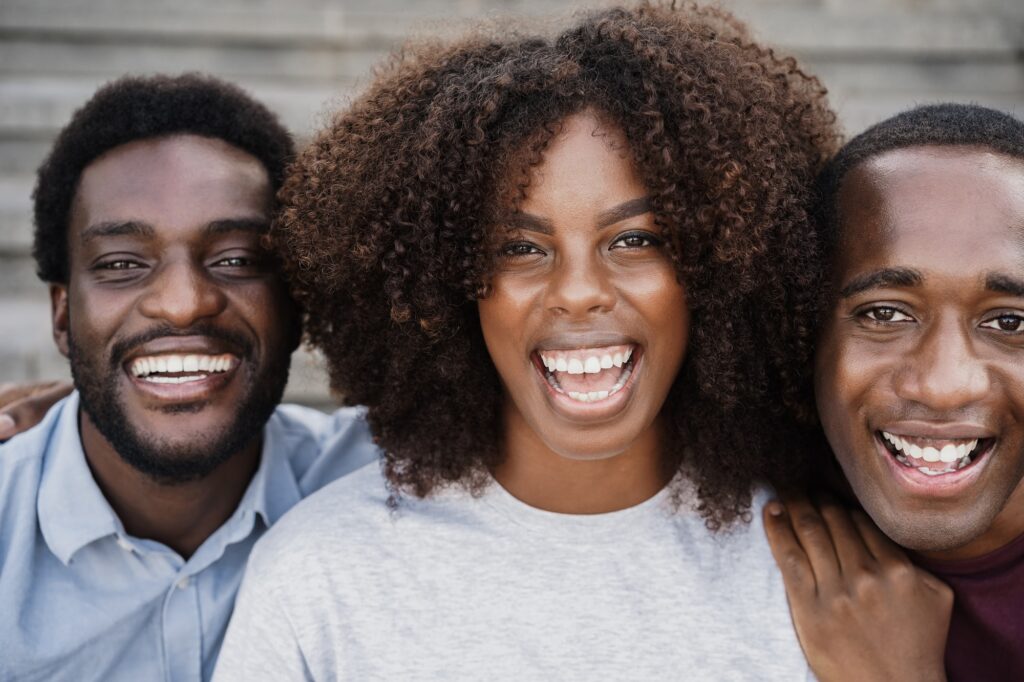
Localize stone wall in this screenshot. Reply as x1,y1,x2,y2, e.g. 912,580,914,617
2,0,1021,407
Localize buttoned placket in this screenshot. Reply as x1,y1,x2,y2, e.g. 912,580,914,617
160,557,203,682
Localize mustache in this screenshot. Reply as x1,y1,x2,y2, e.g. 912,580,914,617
109,323,255,367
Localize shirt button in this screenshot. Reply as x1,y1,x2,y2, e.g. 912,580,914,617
176,577,191,590
116,536,134,552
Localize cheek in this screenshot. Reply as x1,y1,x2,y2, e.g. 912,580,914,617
631,274,688,362
67,285,130,345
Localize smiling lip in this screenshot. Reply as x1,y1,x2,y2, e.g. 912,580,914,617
531,332,642,422
873,422,996,496
121,335,245,405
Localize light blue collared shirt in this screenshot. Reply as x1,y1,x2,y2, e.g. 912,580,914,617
0,392,379,682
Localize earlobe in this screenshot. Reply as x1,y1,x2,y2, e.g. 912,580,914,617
50,284,70,358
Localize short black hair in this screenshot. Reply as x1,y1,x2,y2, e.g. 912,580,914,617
817,103,1024,258
32,72,295,283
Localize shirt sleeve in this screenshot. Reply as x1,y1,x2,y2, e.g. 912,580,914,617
213,557,313,682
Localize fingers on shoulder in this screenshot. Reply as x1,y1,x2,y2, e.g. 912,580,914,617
763,501,815,592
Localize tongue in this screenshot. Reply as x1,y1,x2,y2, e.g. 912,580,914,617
555,367,623,393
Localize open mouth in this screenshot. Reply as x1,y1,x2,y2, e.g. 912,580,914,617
535,344,637,404
877,430,995,477
127,353,238,385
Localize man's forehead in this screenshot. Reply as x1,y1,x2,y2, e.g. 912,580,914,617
71,135,272,237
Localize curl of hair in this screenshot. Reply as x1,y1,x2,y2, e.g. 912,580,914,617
276,2,839,526
33,72,295,283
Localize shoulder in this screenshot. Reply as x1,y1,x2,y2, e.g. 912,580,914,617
244,462,393,579
0,397,70,563
0,396,69,501
264,404,380,496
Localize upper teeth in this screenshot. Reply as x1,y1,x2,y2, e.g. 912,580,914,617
540,346,633,375
882,431,977,462
130,353,236,378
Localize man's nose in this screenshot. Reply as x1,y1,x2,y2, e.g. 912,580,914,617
893,318,990,412
137,260,227,327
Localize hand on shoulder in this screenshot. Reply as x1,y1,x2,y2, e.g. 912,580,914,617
764,496,952,682
0,380,72,441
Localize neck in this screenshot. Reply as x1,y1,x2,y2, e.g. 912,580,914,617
918,479,1024,562
79,409,261,559
492,404,672,514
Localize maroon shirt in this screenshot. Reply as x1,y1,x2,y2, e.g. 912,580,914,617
913,532,1024,682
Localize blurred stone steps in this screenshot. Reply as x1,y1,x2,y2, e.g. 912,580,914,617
0,0,1021,407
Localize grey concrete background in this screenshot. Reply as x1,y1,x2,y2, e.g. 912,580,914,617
1,0,1022,408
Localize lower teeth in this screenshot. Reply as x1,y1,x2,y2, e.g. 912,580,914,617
894,452,972,475
144,375,207,384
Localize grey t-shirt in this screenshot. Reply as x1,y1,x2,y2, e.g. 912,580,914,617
215,462,811,681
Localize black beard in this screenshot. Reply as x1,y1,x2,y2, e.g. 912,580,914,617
69,324,290,485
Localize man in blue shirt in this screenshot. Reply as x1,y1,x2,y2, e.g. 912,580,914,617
0,74,378,681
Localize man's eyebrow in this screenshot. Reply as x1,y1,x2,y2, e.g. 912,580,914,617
506,213,553,235
81,221,155,243
839,267,923,298
204,218,271,236
596,197,652,228
986,273,1024,297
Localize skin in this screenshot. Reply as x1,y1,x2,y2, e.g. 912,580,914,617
815,146,1024,560
764,498,952,682
52,134,295,557
480,110,688,514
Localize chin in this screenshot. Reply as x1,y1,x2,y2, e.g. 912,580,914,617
868,503,989,553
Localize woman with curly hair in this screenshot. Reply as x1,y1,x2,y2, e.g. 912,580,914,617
217,3,843,678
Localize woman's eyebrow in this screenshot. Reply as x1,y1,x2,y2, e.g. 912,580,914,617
507,196,653,234
596,196,652,228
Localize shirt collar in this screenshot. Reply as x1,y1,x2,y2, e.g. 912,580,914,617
234,410,303,528
37,395,302,566
37,392,123,565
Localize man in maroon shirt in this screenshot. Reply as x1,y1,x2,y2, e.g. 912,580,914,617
767,103,1024,681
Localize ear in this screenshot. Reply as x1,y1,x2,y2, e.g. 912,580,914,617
50,284,70,358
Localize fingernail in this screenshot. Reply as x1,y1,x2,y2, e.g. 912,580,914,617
766,501,784,517
0,414,15,439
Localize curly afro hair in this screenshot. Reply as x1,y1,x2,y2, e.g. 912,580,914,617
275,2,840,526
33,72,295,283
816,103,1024,264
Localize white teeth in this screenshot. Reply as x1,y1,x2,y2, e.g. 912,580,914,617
623,347,633,363
556,358,568,373
939,444,959,463
130,353,234,378
142,375,206,384
584,356,602,374
612,353,624,367
567,358,585,375
881,431,987,476
600,354,613,369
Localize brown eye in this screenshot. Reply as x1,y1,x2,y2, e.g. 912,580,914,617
981,314,1024,333
863,306,910,323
